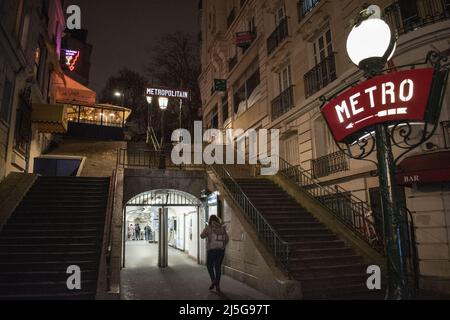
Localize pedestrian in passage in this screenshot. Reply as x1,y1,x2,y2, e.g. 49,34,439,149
135,223,141,241
200,215,229,293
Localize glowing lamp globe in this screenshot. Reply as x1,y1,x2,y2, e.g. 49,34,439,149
346,5,396,74
158,97,169,110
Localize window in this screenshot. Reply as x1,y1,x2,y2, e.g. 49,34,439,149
233,59,261,115
275,5,286,26
278,65,292,94
304,28,336,97
0,79,14,123
14,90,32,156
313,29,333,65
206,105,219,129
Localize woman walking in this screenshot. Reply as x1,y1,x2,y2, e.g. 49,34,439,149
200,215,229,292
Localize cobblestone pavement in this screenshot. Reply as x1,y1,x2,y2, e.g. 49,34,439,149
120,241,272,300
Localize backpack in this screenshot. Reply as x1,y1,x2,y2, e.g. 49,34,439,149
208,227,226,250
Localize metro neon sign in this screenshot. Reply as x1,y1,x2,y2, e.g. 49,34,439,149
321,68,434,143
64,49,80,71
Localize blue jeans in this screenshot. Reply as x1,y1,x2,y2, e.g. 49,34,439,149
207,249,225,284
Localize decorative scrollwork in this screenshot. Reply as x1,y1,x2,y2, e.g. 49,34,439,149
426,50,449,70
389,121,440,164
335,129,378,166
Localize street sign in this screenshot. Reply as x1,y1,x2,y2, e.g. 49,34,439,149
214,79,227,92
146,86,191,100
321,68,435,143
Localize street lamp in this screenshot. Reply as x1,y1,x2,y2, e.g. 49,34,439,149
158,97,169,169
114,91,124,106
146,96,153,145
158,97,169,146
346,5,408,299
346,5,396,76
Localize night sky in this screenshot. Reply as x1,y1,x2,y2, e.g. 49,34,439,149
65,0,200,94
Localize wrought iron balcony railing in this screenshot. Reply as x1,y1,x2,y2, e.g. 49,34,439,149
267,17,289,55
311,151,350,178
384,0,450,36
304,52,337,98
271,85,295,120
297,0,320,22
227,7,236,29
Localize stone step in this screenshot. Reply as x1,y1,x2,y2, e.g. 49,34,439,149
0,235,99,245
0,270,98,283
289,254,363,268
0,243,98,253
0,228,101,237
290,263,367,278
0,260,98,272
290,247,355,259
0,251,98,263
0,280,97,296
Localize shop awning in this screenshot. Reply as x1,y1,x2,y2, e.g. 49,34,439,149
32,103,68,134
396,151,450,186
52,75,96,106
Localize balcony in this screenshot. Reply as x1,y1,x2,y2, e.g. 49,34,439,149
228,55,238,72
442,121,450,148
304,52,337,98
267,17,289,55
384,0,450,36
297,0,320,22
227,8,236,29
271,85,295,120
312,151,350,178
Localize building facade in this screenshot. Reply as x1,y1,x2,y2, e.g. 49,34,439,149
199,0,450,293
0,0,66,181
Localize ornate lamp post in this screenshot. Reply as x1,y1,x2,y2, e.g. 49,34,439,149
158,97,169,147
319,4,449,299
346,5,408,300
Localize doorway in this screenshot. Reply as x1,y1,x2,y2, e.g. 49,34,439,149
123,189,207,269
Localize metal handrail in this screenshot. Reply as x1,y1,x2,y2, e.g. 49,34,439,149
276,156,385,254
210,164,290,267
97,169,117,295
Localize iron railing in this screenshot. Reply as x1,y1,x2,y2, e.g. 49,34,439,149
297,0,320,22
277,157,385,254
267,17,289,55
311,150,350,178
117,148,205,170
210,164,290,267
442,121,450,148
271,85,295,120
97,169,117,295
227,7,236,28
384,0,450,36
304,52,337,98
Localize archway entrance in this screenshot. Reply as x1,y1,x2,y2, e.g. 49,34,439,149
123,189,206,269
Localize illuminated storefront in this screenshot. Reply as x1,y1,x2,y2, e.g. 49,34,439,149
65,104,131,128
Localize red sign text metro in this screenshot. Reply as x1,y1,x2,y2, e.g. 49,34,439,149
321,68,434,143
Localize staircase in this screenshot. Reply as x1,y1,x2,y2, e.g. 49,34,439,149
234,178,383,299
0,176,110,300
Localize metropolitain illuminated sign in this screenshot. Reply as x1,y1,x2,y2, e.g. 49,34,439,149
146,87,190,100
321,68,434,143
64,49,80,71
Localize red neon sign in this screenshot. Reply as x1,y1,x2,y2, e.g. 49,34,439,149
64,49,80,71
321,68,434,143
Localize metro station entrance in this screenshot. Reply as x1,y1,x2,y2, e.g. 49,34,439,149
123,190,207,268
